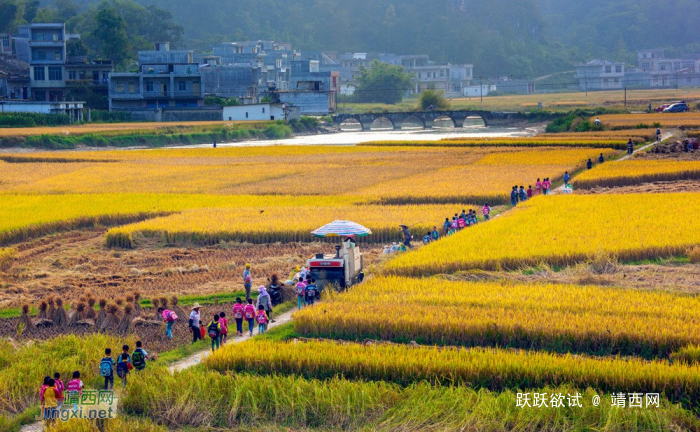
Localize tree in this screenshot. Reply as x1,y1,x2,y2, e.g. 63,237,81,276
418,90,450,110
0,1,19,33
355,60,414,104
91,6,130,68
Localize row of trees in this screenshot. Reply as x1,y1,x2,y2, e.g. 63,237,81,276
0,0,184,70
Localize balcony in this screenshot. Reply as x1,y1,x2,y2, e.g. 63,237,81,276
143,91,170,98
30,58,64,65
28,40,64,47
110,93,143,100
173,90,202,98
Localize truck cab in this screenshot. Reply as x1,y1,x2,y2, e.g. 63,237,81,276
307,241,364,292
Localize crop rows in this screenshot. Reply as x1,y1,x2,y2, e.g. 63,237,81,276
294,276,700,358
121,366,698,431
105,204,460,247
204,339,700,404
575,160,700,189
359,138,629,149
596,113,700,129
386,193,700,274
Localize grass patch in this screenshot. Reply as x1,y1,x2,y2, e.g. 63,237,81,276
155,339,210,365
257,321,298,343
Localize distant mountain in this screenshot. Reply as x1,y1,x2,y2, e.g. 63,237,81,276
43,0,700,76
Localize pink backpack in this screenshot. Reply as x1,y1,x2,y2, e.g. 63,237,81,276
162,310,177,322
256,311,268,324
244,304,256,320
232,303,244,319
67,379,82,394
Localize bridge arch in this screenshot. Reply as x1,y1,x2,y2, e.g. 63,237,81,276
400,115,426,129
368,116,396,130
338,118,363,131
433,115,457,128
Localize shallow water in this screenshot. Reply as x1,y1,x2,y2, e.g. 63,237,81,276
192,124,539,148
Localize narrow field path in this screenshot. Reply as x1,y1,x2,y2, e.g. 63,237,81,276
20,308,297,431
169,308,296,372
550,132,674,196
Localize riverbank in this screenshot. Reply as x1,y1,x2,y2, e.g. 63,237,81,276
0,119,331,150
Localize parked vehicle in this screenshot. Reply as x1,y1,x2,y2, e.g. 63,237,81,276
655,101,683,112
663,102,689,113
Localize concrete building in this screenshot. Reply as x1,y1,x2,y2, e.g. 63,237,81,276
270,60,336,115
109,43,204,109
575,59,625,91
222,103,285,121
0,100,84,120
326,52,472,96
637,49,700,88
14,23,74,101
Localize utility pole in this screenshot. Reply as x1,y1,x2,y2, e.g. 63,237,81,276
480,77,483,103
585,76,588,97
624,86,627,106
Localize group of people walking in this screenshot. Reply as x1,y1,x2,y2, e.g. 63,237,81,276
39,341,149,426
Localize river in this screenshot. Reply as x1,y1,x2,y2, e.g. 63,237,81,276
192,118,540,148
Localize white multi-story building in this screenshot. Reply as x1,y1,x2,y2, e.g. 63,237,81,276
575,59,625,90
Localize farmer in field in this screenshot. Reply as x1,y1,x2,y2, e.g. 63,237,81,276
188,303,202,343
243,263,252,301
627,139,634,155
400,225,413,248
656,128,662,142
594,117,601,127
510,186,518,206
586,159,593,170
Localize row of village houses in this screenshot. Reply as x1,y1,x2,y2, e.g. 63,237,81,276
575,50,700,91
3,22,700,120
0,23,478,119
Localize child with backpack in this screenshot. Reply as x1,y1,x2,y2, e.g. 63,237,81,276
218,312,229,344
40,378,59,428
295,278,307,310
482,203,491,220
244,299,256,336
116,345,132,387
199,320,206,340
443,218,451,235
207,314,222,351
99,348,116,390
52,372,64,410
305,278,318,306
232,298,245,337
256,305,269,334
66,371,83,411
132,341,148,371
158,307,178,339
431,226,440,241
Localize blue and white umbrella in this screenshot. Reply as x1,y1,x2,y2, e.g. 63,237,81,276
311,220,372,238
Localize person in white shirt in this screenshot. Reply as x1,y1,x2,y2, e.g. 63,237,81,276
189,303,202,343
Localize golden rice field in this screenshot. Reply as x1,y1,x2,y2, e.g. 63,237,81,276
0,120,266,138
575,160,700,189
0,193,360,245
204,339,700,403
535,130,654,142
0,146,613,203
597,112,700,129
360,137,629,149
386,193,700,275
105,204,459,247
294,276,700,357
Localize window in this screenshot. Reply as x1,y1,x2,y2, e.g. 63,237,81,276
79,71,85,80
193,83,200,93
2,36,9,47
276,59,282,68
605,66,612,73
102,72,109,81
33,66,45,81
145,82,154,92
34,90,46,101
262,107,265,113
615,65,622,73
48,66,62,81
178,81,186,91
54,51,61,61
36,51,46,60
246,112,249,118
68,71,76,80
117,84,124,92
129,83,135,93
642,62,650,69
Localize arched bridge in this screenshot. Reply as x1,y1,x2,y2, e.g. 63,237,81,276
333,110,527,130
